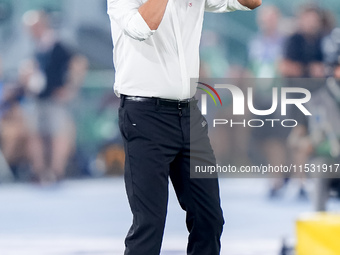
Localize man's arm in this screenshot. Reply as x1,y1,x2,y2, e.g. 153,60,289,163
237,0,261,10
107,0,168,41
139,0,169,30
205,0,261,13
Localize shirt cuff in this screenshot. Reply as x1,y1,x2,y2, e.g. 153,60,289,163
227,0,251,11
125,11,155,41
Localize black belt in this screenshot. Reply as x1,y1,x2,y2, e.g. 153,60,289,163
121,95,197,109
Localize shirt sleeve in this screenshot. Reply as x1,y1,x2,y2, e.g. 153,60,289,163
205,0,250,13
107,0,155,41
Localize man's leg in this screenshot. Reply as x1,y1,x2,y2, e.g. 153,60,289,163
170,106,224,255
119,101,181,255
170,158,224,255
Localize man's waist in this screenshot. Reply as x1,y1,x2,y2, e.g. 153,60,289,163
121,94,197,109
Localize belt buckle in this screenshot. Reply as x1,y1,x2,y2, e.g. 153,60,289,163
178,99,190,109
178,101,182,110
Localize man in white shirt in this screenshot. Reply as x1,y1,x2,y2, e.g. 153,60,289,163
107,0,261,254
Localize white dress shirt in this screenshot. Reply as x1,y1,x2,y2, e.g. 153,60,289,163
107,0,249,100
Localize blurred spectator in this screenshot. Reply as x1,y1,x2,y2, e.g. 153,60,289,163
0,56,28,180
247,6,290,198
274,5,327,199
288,27,340,210
248,5,284,78
22,10,88,184
280,6,324,78
320,9,337,36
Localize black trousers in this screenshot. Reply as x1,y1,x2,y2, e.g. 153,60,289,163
118,97,224,255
